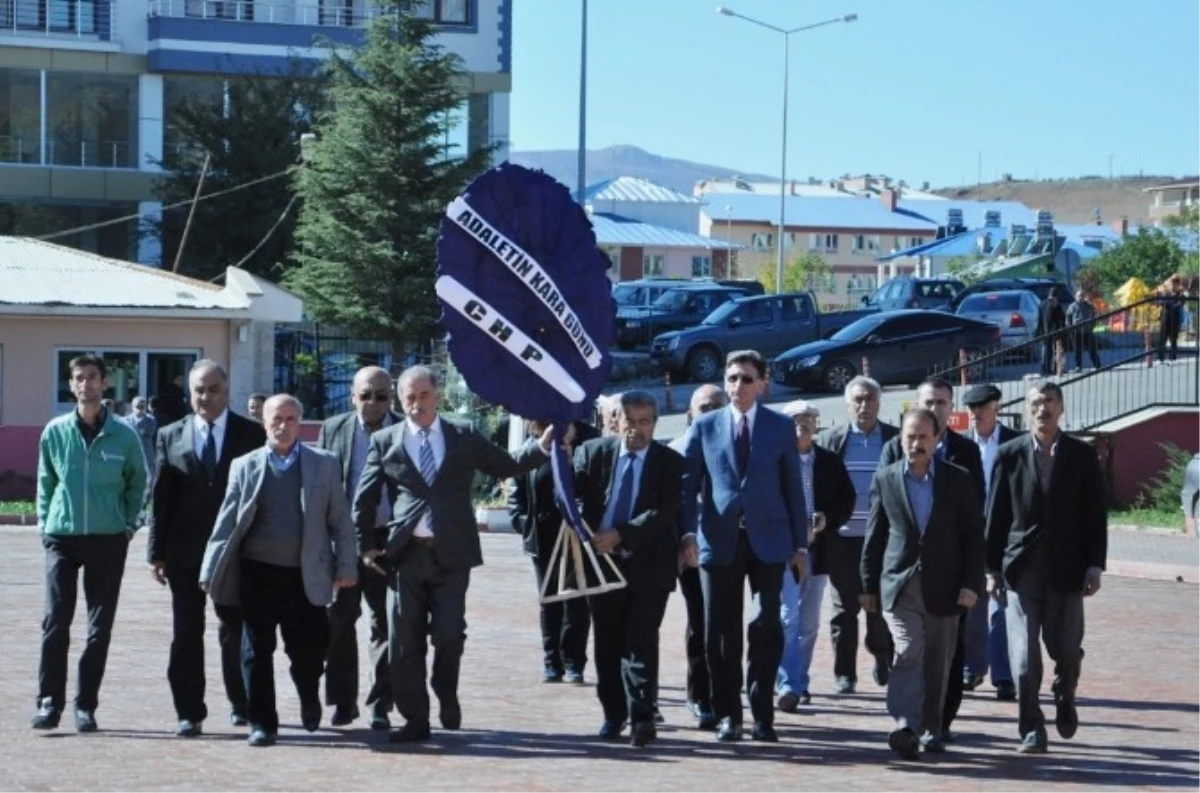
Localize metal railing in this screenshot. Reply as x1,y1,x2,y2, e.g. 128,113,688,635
148,0,383,27
0,134,39,164
47,139,134,168
0,0,113,38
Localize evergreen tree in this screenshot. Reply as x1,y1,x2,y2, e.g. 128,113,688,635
288,0,494,357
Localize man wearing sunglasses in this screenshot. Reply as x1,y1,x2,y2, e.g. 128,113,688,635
317,366,400,730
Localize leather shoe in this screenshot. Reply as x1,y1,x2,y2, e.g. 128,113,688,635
776,692,799,714
1018,728,1048,753
835,676,856,694
940,728,955,744
715,717,741,742
799,691,811,705
230,710,249,727
888,727,919,760
300,701,321,732
920,731,945,753
543,669,563,683
564,670,586,684
995,681,1017,701
74,709,98,733
331,704,359,727
962,671,984,691
30,701,60,730
598,720,626,741
388,720,431,743
369,714,391,731
696,709,718,730
176,719,203,737
750,722,778,742
1055,692,1078,740
630,721,656,747
439,700,462,731
872,658,891,687
652,705,664,724
247,728,276,747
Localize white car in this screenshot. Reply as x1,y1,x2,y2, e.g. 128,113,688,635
955,290,1041,356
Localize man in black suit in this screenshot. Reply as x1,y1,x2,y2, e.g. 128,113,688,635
877,376,985,742
317,366,401,729
353,365,555,743
574,391,684,747
861,408,984,760
986,382,1107,754
148,359,266,736
1036,287,1067,375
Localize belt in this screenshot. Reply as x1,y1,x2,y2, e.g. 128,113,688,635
738,515,747,530
409,535,436,548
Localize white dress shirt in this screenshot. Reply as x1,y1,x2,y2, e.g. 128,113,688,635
403,416,446,537
729,401,758,439
974,428,1001,499
193,409,229,461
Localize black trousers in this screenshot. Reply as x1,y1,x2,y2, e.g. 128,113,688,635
1074,328,1101,369
388,544,470,725
1040,333,1060,374
325,558,391,717
588,584,669,727
826,535,893,682
1159,320,1181,361
678,565,710,711
167,566,247,722
700,532,783,727
239,559,329,734
37,533,129,713
531,555,591,675
941,610,970,731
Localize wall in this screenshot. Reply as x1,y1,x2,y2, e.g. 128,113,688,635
1107,410,1200,508
591,201,699,234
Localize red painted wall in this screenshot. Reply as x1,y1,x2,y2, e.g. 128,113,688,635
1108,411,1200,507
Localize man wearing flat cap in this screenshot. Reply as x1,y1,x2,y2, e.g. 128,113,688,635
775,400,855,712
960,383,1022,703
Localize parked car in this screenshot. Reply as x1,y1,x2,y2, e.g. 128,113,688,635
861,276,965,312
948,276,1074,313
615,283,754,349
611,277,764,310
650,292,877,382
955,290,1041,353
771,310,1001,393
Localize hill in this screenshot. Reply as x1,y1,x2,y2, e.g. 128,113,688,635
932,177,1171,226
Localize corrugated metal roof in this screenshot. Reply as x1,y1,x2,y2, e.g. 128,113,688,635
0,237,250,310
590,213,737,249
585,176,702,204
898,199,1038,229
878,222,1133,262
701,193,938,232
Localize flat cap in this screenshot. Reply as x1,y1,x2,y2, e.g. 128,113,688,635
963,383,1002,406
781,399,820,418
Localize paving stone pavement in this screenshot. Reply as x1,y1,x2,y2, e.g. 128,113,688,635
1,528,1196,792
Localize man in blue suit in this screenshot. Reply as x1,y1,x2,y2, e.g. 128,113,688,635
681,350,808,743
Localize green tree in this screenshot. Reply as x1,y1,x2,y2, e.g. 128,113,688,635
944,254,985,285
149,69,325,281
758,251,832,293
287,0,493,357
1087,227,1190,294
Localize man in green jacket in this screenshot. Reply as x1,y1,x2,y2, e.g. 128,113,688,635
32,354,148,733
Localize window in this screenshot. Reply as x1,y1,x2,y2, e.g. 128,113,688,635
46,72,139,168
55,349,199,413
908,236,924,248
691,256,711,278
0,69,41,164
852,234,880,252
642,254,664,277
808,233,838,252
750,232,773,251
740,301,772,325
780,296,810,321
412,0,470,24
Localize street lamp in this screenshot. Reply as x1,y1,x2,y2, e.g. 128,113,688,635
716,6,857,293
725,204,734,277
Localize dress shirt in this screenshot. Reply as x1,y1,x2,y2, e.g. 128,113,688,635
974,429,1000,499
194,409,229,461
902,459,935,537
729,402,758,439
403,416,446,537
267,443,300,473
351,413,393,528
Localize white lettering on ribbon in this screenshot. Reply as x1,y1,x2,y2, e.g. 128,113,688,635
445,196,603,370
436,275,587,403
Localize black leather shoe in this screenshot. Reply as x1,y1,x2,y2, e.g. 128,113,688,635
872,658,891,687
920,731,945,753
388,720,431,743
750,722,778,742
962,671,984,691
598,720,626,741
696,709,718,730
1055,693,1078,740
888,727,919,760
230,710,249,727
176,719,203,737
776,692,799,713
369,714,391,731
300,702,322,732
940,728,955,744
715,717,741,742
1018,728,1048,753
564,670,586,684
331,705,359,727
835,676,856,694
30,701,60,730
652,705,664,724
439,700,462,731
247,728,276,747
995,681,1017,701
630,721,657,747
74,709,98,733
798,691,811,706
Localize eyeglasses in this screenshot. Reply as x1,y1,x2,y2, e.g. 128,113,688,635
725,374,757,385
357,391,391,403
696,402,724,414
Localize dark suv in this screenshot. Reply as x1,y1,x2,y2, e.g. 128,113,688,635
614,284,752,349
862,276,965,312
948,277,1074,312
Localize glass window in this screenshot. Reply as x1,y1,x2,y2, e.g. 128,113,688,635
691,256,711,277
163,76,225,169
0,69,41,164
741,300,772,325
412,0,469,24
46,72,139,168
0,200,138,260
55,349,199,411
642,254,664,277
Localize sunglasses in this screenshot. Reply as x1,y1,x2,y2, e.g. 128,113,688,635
696,402,724,414
357,391,391,403
725,374,757,385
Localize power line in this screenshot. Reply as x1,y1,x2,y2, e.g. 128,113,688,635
210,193,300,281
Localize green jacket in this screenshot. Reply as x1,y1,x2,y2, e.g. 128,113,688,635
37,410,149,536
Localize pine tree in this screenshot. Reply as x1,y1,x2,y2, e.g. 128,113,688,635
288,0,494,358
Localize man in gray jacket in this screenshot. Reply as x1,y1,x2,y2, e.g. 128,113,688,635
200,394,357,748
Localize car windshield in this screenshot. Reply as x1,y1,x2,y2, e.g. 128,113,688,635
652,290,693,311
612,285,642,306
960,294,1021,312
831,314,889,342
702,301,739,325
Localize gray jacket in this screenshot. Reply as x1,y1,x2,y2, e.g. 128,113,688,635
200,444,358,607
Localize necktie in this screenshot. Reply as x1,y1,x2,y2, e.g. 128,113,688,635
418,428,437,485
735,415,751,475
610,453,637,527
201,421,217,479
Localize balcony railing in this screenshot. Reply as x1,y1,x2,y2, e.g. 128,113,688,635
148,0,385,27
48,139,134,168
0,0,113,39
0,134,40,164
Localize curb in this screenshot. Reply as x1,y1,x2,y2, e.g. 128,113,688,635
1106,559,1196,584
0,514,35,526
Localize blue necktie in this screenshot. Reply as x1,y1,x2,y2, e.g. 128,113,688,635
418,428,437,485
610,453,637,527
201,422,217,479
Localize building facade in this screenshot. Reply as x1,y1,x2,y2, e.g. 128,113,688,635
0,0,511,264
1144,178,1200,226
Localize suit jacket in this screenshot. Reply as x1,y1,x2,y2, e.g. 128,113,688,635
1037,297,1066,335
965,423,1023,499
818,421,900,458
879,428,986,510
861,459,985,616
803,444,857,576
985,432,1107,592
353,416,547,571
199,445,358,607
509,421,601,561
147,411,266,569
681,405,807,566
573,437,684,594
316,409,404,494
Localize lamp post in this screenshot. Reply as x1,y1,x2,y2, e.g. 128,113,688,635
725,204,734,277
576,0,588,204
716,6,857,294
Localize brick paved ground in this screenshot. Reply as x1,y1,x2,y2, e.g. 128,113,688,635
1,527,1196,792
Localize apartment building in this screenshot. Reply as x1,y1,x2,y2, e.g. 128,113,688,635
0,0,511,264
1144,177,1200,226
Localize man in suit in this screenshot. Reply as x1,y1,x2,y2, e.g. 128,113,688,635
961,384,1022,703
125,397,157,481
818,376,897,695
317,366,401,729
574,391,684,747
861,408,984,760
669,384,726,729
148,359,266,736
776,400,855,712
680,349,808,743
353,365,556,743
877,376,985,741
1036,287,1066,375
199,395,358,747
986,382,1107,754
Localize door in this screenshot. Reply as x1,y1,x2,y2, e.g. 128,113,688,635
147,352,198,422
772,295,818,356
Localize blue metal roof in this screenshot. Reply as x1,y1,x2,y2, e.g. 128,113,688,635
701,193,938,232
877,224,1127,262
897,198,1038,228
584,176,701,205
590,212,738,250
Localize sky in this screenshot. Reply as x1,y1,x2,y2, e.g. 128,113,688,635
509,0,1200,188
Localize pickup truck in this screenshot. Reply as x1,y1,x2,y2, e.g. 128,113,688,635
649,292,877,382
615,283,755,349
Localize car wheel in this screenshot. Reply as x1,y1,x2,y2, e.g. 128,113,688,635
822,360,856,393
687,347,722,383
